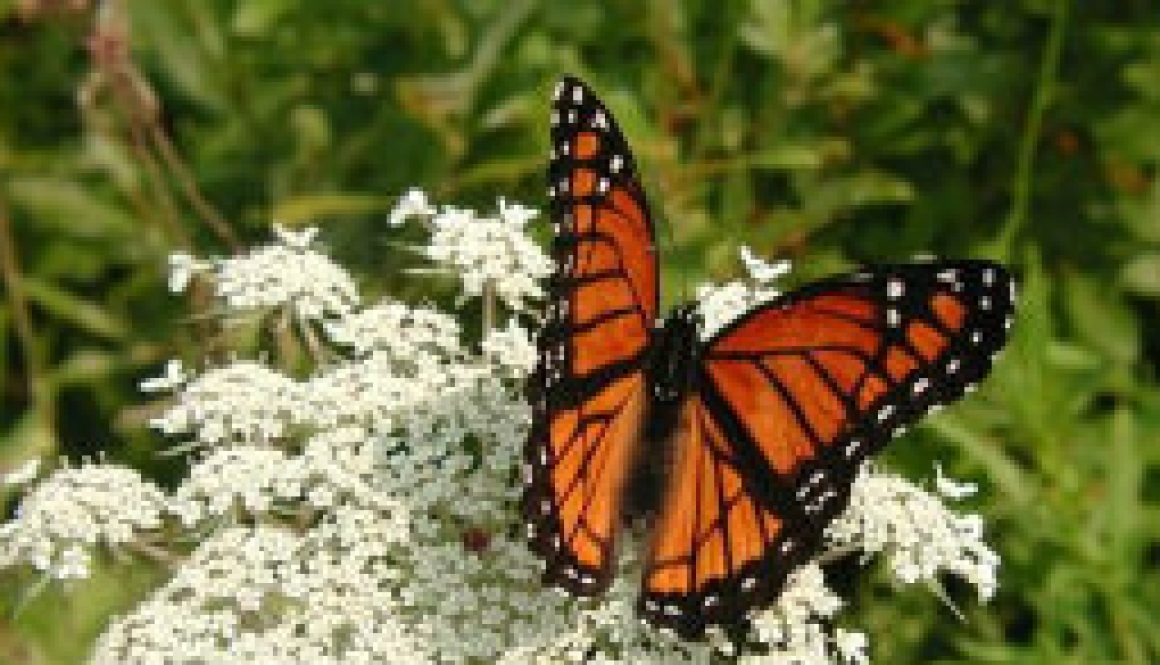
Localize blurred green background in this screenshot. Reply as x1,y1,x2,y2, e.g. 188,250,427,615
1,0,1158,663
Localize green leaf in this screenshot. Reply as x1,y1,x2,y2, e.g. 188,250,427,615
1119,253,1160,297
747,144,826,170
269,193,393,224
1062,273,1140,366
22,278,129,340
5,177,135,238
232,0,296,36
131,2,230,110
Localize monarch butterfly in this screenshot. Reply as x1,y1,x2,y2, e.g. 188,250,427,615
521,76,1015,639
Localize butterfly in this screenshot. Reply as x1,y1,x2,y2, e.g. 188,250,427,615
521,75,1015,639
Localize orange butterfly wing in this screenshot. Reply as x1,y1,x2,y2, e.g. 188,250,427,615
523,77,659,593
640,261,1016,637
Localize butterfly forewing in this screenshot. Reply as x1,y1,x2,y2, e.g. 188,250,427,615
523,77,660,594
640,260,1015,637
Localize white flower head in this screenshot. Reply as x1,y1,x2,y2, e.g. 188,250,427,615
272,223,320,249
149,361,302,447
0,463,167,580
212,226,358,321
139,359,187,393
482,318,538,378
934,462,979,500
739,245,792,283
324,300,463,362
167,252,212,293
1,459,40,487
424,199,552,312
695,248,792,339
388,187,437,226
827,463,1000,601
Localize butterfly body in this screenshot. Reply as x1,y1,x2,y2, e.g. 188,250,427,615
644,305,702,437
522,76,1016,639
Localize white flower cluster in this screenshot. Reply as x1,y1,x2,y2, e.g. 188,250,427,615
0,195,999,665
742,564,865,665
401,195,553,312
325,300,463,361
93,521,421,665
697,246,791,339
171,224,359,321
827,464,1000,601
0,464,167,579
149,361,303,446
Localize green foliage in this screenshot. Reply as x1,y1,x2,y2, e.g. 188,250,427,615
0,1,1157,663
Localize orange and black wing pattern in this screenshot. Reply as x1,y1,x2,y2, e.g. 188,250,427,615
640,260,1016,636
522,77,659,594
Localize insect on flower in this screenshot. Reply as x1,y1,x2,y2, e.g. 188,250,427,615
522,76,1016,639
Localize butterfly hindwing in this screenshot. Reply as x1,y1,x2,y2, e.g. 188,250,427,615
523,77,660,594
640,260,1015,636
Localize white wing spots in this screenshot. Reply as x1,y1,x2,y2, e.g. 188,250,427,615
780,539,795,553
937,269,958,284
539,448,549,465
796,470,827,499
645,599,659,612
540,499,551,514
664,604,681,617
877,404,895,422
1009,279,1018,302
964,383,977,393
548,185,556,199
550,110,560,126
742,577,757,591
561,141,570,156
526,523,536,538
553,80,566,101
521,463,533,484
1004,315,1013,331
593,110,608,130
610,154,624,173
572,86,584,104
598,178,610,193
844,439,861,458
564,566,577,579
551,534,561,550
580,574,595,585
887,278,904,300
981,295,992,311
703,595,719,608
971,330,983,345
887,307,900,328
567,109,577,124
983,268,995,286
894,425,908,437
913,376,930,395
946,358,960,374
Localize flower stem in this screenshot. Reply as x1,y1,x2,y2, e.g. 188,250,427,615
482,279,497,337
0,200,58,459
995,0,1068,261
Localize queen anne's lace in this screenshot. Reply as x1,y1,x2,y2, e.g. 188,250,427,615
421,199,553,312
0,193,999,664
0,464,167,579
